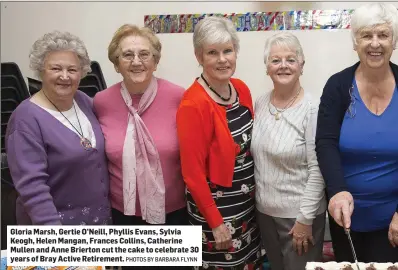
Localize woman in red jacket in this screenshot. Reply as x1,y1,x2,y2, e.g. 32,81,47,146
177,16,265,270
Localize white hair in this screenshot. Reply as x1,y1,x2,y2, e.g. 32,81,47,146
263,32,305,65
193,16,240,55
351,3,398,45
29,31,92,79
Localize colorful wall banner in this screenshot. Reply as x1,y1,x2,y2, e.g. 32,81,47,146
144,10,354,34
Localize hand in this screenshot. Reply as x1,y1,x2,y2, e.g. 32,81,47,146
212,223,232,250
388,212,398,248
328,191,354,229
289,221,315,256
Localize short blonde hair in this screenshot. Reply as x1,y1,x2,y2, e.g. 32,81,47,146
193,16,240,56
29,31,91,79
108,24,162,65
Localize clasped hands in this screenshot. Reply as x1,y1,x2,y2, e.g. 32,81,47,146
212,223,232,250
212,192,398,254
290,220,314,256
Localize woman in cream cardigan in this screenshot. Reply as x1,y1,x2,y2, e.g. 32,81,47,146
251,32,326,270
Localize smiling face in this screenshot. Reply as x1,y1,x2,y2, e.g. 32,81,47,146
354,23,395,69
266,44,303,87
196,41,236,85
116,35,158,90
41,50,82,99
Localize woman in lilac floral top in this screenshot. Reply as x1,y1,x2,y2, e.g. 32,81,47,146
6,31,111,225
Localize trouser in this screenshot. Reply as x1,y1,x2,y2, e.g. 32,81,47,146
328,214,398,262
256,211,326,270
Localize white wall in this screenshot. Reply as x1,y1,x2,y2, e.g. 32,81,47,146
2,1,398,102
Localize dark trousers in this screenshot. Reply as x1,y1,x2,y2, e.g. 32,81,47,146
112,207,191,270
328,214,398,262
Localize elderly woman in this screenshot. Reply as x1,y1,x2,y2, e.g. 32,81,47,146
251,32,326,270
93,24,188,232
316,3,398,262
5,31,112,225
177,16,265,270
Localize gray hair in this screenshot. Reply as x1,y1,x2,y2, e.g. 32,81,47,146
29,31,92,79
351,3,398,45
263,32,305,65
193,16,240,55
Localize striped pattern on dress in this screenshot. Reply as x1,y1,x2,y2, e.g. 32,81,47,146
187,97,266,270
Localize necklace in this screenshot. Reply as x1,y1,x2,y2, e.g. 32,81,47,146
200,74,232,102
42,91,92,150
269,86,302,120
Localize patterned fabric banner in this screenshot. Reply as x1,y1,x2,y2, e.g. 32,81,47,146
144,10,354,34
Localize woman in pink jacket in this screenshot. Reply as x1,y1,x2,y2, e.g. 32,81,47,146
93,24,189,269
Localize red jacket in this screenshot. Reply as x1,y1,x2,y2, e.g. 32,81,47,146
176,78,254,228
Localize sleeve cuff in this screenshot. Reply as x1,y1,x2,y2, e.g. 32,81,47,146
202,204,224,229
327,187,349,201
296,213,314,225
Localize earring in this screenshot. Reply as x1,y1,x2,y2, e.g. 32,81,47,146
266,71,269,75
301,70,303,75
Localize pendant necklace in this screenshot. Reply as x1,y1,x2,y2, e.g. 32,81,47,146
42,91,92,150
269,86,302,120
201,74,232,102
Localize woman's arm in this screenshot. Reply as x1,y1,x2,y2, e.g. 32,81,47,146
316,76,354,228
7,127,61,225
176,100,223,228
315,77,348,199
297,104,326,225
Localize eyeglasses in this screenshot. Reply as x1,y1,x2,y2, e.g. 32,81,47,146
118,51,152,62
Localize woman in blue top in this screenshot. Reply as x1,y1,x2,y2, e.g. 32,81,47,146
316,2,398,262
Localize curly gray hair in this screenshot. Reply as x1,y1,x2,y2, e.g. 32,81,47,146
29,31,92,78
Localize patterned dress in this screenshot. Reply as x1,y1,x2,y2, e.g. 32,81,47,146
187,97,266,270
